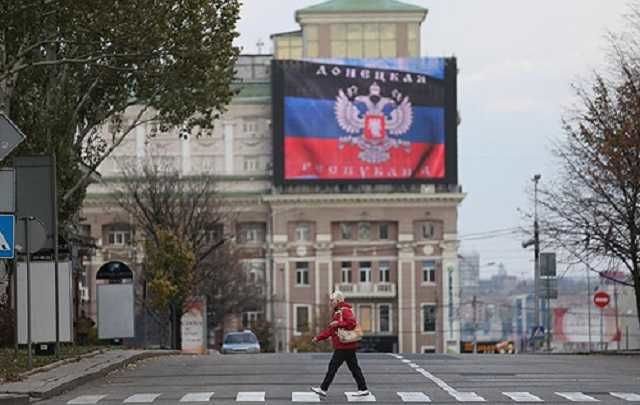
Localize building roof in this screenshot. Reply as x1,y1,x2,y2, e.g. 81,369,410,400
297,0,426,14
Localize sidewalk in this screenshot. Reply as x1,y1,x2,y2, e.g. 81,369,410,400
0,350,175,402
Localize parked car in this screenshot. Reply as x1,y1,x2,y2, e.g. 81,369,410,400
221,330,261,354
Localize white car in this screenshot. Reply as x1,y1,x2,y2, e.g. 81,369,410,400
221,330,261,354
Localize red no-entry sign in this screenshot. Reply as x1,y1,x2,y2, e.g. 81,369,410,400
593,291,610,308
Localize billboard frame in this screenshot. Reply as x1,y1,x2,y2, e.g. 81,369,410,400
271,58,458,186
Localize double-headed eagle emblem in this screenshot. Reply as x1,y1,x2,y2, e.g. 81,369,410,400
335,82,413,163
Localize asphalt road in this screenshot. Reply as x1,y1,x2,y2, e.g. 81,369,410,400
39,352,640,405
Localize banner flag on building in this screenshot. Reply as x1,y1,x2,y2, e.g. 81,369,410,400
272,58,458,184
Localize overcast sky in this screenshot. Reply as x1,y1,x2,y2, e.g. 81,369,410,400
236,0,630,279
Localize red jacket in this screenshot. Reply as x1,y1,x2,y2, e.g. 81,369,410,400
315,302,359,350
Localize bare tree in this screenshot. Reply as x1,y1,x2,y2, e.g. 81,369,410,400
538,5,640,326
111,160,264,348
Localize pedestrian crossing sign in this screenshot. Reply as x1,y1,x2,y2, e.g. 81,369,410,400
0,214,15,259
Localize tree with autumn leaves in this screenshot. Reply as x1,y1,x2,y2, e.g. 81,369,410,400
538,4,640,327
113,161,264,350
0,0,240,226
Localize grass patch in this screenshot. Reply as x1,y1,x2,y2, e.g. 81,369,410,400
0,345,106,382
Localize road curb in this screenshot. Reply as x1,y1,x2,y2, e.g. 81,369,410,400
2,350,179,401
33,351,179,400
19,349,105,379
0,394,28,405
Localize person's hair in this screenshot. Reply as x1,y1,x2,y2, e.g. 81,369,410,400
330,290,345,302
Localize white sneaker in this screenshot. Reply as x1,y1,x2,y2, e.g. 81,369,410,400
354,390,370,396
311,387,327,397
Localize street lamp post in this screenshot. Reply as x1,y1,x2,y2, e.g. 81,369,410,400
533,174,541,335
522,175,542,351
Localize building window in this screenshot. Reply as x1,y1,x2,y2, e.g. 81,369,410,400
294,305,311,335
304,25,319,58
296,262,310,286
244,158,259,172
238,223,266,244
330,24,347,57
359,262,372,283
295,223,311,242
379,261,390,283
379,223,390,240
408,24,420,57
108,230,132,246
359,305,373,332
242,311,263,329
358,222,371,240
422,304,437,333
341,262,352,283
380,23,397,57
422,261,436,284
379,304,391,333
204,224,224,244
340,222,353,240
275,35,303,59
242,121,257,134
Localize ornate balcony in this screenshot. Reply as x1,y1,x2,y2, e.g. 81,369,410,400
334,282,396,298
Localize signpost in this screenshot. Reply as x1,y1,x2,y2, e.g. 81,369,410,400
594,291,610,351
0,113,26,161
0,214,15,259
593,291,610,308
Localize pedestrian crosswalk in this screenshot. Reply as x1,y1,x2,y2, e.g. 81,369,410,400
65,390,640,403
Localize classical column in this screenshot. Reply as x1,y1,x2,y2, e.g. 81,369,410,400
397,234,415,353
441,233,460,353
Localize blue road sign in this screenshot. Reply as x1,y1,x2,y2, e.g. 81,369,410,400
0,214,15,259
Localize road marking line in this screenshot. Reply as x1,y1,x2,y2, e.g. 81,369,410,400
408,363,419,368
345,392,376,402
123,394,161,403
397,392,431,402
292,392,320,402
555,392,599,402
611,393,640,401
67,395,107,404
180,392,215,402
414,367,484,402
503,392,544,402
401,359,411,363
236,392,265,402
450,392,486,402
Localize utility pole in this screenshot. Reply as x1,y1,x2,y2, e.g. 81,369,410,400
472,295,477,354
523,175,542,351
586,266,592,352
533,174,541,336
614,282,620,351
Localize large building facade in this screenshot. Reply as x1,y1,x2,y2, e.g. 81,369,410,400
81,0,465,353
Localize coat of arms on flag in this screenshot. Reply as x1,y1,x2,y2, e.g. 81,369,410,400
335,82,413,163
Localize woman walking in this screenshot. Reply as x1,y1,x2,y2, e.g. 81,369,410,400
311,291,369,397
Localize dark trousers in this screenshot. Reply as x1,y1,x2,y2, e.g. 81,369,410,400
321,349,367,391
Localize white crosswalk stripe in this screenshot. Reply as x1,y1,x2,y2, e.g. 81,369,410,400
611,393,640,401
67,395,107,404
345,392,376,402
179,392,215,402
236,392,265,402
555,392,599,402
397,392,431,402
503,392,544,402
449,391,486,402
291,392,321,402
123,394,161,403
67,390,640,403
